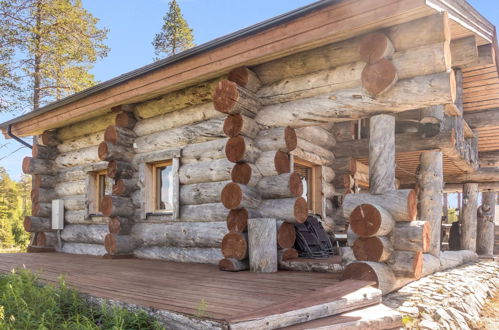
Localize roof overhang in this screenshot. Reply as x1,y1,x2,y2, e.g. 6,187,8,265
2,0,497,137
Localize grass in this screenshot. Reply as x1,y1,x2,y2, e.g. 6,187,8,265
0,269,165,329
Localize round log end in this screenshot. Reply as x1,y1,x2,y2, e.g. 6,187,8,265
294,197,308,223
407,189,418,220
280,248,299,261
274,151,291,174
223,114,243,137
115,111,136,128
31,189,39,204
221,232,247,260
449,69,456,103
221,182,243,209
361,59,398,96
350,204,381,237
109,217,121,234
104,125,119,144
32,203,41,217
104,234,117,254
413,251,424,279
219,258,236,271
101,195,113,217
112,179,125,196
359,32,394,64
31,144,40,158
225,136,246,163
22,157,32,174
41,130,59,146
36,232,46,246
23,216,32,232
284,127,297,151
352,237,385,261
289,172,303,197
231,163,252,185
107,160,118,178
98,141,109,161
277,222,296,249
213,80,238,113
422,221,430,252
341,262,380,284
227,208,248,232
228,67,250,87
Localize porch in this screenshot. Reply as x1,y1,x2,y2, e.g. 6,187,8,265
0,252,400,329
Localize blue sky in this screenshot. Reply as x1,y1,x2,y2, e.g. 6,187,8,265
0,0,497,208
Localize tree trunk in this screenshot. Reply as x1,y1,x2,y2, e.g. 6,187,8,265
221,182,261,209
393,221,430,252
349,203,395,237
460,183,479,251
179,180,230,205
178,158,232,185
248,218,278,273
477,191,496,255
369,114,395,194
219,258,249,272
256,173,303,199
223,114,260,138
352,236,393,262
259,197,308,224
417,151,443,256
221,232,248,260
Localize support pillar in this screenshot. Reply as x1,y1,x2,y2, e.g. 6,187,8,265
418,151,443,257
443,193,448,223
461,183,479,251
477,191,497,255
369,114,395,194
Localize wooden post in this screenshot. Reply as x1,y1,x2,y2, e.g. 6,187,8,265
248,218,278,273
461,183,479,251
477,191,497,255
443,193,448,223
369,114,395,194
418,151,443,257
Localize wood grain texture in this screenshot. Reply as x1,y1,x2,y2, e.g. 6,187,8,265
248,218,278,273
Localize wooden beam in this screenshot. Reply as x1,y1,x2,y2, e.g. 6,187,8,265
464,108,499,129
479,151,499,167
460,183,478,251
369,114,396,194
446,167,499,183
477,191,496,255
444,182,499,192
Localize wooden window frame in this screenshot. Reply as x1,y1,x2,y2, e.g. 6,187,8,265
86,169,111,217
293,157,323,217
151,160,173,213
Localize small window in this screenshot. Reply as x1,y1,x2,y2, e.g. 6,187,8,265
151,160,173,212
294,158,322,215
88,169,112,215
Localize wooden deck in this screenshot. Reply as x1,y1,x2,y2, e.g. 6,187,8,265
0,253,346,323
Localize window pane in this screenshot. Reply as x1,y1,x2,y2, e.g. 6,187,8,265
156,164,173,211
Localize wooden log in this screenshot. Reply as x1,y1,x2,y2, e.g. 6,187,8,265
213,80,262,117
132,222,226,248
343,189,417,221
223,114,259,138
277,220,296,249
24,216,51,232
33,175,56,189
32,144,58,160
255,127,297,152
419,105,444,138
388,251,423,278
98,141,134,162
221,232,248,260
231,162,262,187
180,203,229,222
219,258,249,272
60,224,107,244
278,248,299,263
255,150,290,176
61,243,105,256
31,188,58,204
178,158,232,185
369,114,395,194
63,197,86,211
359,32,394,63
417,151,443,257
226,208,261,232
58,113,115,141
134,117,225,153
115,111,137,129
461,183,478,251
439,250,478,270
322,166,335,183
258,197,308,224
349,204,395,237
450,36,478,68
101,196,134,218
248,218,278,273
477,191,496,255
221,182,261,210
295,138,335,164
104,234,135,255
35,232,57,247
112,178,138,196
180,138,227,165
323,183,335,200
108,216,133,235
446,168,499,184
255,71,455,127
134,246,223,264
225,136,261,163
352,236,393,262
342,261,396,294
256,172,303,199
295,126,336,149
347,226,358,247
40,130,59,146
55,180,86,197
479,151,499,168
361,59,398,96
422,253,441,276
55,146,100,168
22,157,56,175
107,160,135,179
179,180,230,205
32,202,51,217
57,131,104,153
393,221,430,252
104,125,136,145
64,210,88,224
228,67,261,92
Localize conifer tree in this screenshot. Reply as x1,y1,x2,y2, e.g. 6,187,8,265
152,0,194,59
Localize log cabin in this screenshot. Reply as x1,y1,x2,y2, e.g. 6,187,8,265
2,0,499,301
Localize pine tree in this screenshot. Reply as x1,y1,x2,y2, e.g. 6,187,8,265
152,0,194,59
0,168,17,248
0,0,109,112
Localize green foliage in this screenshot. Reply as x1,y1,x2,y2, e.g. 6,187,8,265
153,0,194,59
0,269,165,329
195,298,210,318
0,168,30,250
0,0,109,112
448,208,458,223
